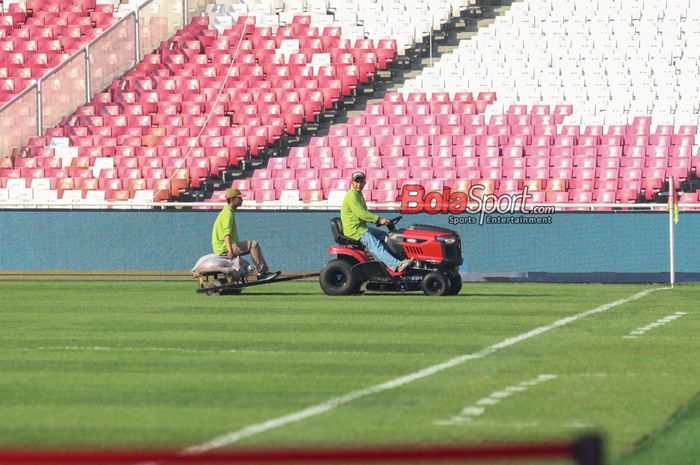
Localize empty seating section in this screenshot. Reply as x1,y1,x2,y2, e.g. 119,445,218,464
204,0,472,57
402,0,700,127
0,13,389,203
2,0,700,208
236,93,700,207
0,0,115,104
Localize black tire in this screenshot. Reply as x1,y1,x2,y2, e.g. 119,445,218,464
446,270,463,296
319,259,359,296
205,279,222,296
422,271,449,297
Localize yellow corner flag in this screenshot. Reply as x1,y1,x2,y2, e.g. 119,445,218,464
674,198,679,224
669,181,679,224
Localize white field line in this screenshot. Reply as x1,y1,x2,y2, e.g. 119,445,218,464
435,372,609,426
10,346,371,357
440,420,594,429
185,286,668,454
433,374,558,426
623,312,688,338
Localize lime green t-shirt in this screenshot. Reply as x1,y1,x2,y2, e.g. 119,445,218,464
340,188,379,240
211,205,239,255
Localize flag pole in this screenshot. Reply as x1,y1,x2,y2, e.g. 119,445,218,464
668,176,675,288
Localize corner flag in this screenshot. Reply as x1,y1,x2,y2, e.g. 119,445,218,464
669,182,679,224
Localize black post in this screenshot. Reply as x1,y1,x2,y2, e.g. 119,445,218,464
573,434,605,465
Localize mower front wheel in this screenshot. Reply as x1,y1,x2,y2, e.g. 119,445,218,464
320,259,359,296
422,271,449,296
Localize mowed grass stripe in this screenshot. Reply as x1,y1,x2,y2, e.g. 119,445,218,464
186,286,665,453
616,391,700,465
274,280,700,463
240,284,698,465
0,281,697,465
10,346,376,356
1,282,654,361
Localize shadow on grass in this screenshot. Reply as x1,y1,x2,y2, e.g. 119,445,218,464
459,293,554,298
234,291,322,296
345,293,554,298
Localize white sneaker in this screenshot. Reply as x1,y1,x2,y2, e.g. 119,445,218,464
396,258,414,273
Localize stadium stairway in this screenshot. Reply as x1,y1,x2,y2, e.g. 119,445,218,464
0,0,496,206
4,0,699,208
182,0,508,204
4,15,396,204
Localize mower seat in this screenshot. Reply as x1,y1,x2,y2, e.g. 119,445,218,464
331,217,363,248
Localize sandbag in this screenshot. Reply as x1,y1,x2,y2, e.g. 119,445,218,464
191,254,252,280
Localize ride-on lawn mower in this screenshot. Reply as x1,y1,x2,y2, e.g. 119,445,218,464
319,216,463,296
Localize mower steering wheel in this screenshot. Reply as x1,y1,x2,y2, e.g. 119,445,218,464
386,215,402,232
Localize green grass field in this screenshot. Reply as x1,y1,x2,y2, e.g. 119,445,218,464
0,280,698,464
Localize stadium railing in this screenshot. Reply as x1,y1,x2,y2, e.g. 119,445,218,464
0,0,210,159
0,200,695,212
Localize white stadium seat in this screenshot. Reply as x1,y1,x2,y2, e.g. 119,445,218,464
396,0,700,125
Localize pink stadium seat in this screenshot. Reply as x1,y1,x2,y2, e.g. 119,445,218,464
678,125,698,136
508,114,531,126
7,4,696,213
672,134,694,147
591,179,615,192
592,190,616,203
531,105,550,115
507,104,527,115
553,105,573,123
679,191,699,203
616,189,639,204
568,189,592,203
369,189,398,203
546,191,569,203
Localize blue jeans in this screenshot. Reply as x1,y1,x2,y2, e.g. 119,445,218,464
360,228,400,270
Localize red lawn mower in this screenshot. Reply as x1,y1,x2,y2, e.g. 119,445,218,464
319,216,463,296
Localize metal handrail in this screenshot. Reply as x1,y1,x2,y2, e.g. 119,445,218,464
136,0,184,61
0,201,698,211
0,81,37,113
84,10,138,92
0,12,135,114
88,9,137,49
35,51,86,134
0,2,172,150
136,0,159,63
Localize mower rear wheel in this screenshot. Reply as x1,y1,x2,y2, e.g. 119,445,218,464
320,259,359,296
446,270,463,295
422,271,449,296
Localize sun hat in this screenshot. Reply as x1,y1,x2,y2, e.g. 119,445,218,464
225,188,246,199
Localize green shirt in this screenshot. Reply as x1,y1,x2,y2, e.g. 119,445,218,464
341,188,379,240
212,205,239,255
